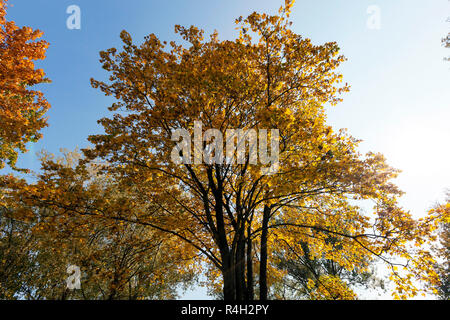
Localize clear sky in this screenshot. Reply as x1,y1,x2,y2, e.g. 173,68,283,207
3,0,450,299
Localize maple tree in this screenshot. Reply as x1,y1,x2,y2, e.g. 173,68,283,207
70,0,441,300
1,0,446,301
0,0,50,170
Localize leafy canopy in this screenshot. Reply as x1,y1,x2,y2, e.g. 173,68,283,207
0,0,50,170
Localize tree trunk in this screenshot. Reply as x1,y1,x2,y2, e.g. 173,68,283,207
246,225,254,300
208,168,235,300
235,227,246,300
222,253,236,300
259,205,270,300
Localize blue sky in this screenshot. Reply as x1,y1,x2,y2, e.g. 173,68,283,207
4,0,450,299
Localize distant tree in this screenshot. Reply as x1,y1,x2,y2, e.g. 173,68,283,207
443,32,450,61
0,0,50,170
430,195,450,299
272,239,382,300
436,223,449,299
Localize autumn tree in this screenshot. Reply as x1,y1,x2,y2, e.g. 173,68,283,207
443,32,450,62
0,150,196,300
436,222,450,299
0,0,50,170
81,1,441,300
272,237,382,300
0,205,36,299
430,195,450,299
7,1,443,300
82,0,358,300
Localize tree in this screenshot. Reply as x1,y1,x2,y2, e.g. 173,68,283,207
272,238,382,300
443,32,450,62
436,222,449,299
430,195,450,299
0,0,50,170
81,0,441,299
6,1,443,300
0,150,196,300
0,205,36,299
